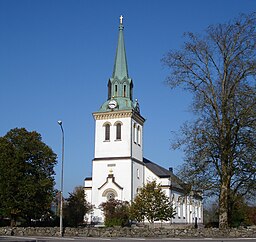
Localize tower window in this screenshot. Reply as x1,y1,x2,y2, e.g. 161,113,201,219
105,124,110,141
133,123,137,144
115,85,118,97
137,126,141,145
123,85,126,97
137,169,140,179
108,81,111,99
116,123,121,140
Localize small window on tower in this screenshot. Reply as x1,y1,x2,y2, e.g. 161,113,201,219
123,85,126,97
108,81,111,99
137,126,141,146
105,124,110,141
133,123,137,144
137,169,140,179
116,123,121,140
115,85,118,97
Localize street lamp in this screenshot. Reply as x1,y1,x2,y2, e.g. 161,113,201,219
58,120,64,237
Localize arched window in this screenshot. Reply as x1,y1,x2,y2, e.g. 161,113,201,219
137,126,141,145
133,123,137,143
183,202,186,219
137,169,140,179
195,206,198,218
123,85,126,97
114,85,118,97
104,123,110,141
108,81,111,99
198,203,201,219
116,123,121,140
102,188,118,201
107,192,115,200
177,202,181,218
114,121,123,141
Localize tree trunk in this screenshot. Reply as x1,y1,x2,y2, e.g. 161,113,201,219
219,176,230,229
10,216,16,228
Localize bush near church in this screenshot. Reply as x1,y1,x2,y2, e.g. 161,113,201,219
130,180,176,224
100,199,130,227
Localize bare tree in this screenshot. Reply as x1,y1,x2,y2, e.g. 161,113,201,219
162,12,256,229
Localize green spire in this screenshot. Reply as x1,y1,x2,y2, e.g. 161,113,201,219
98,16,140,113
112,15,129,80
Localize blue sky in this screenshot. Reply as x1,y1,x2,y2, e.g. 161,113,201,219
0,0,255,197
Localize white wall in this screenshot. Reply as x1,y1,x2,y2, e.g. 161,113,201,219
94,117,131,158
131,121,143,161
132,161,144,199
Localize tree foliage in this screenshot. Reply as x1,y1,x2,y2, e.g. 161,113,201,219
64,186,93,227
130,180,175,223
100,199,130,227
162,12,256,228
0,128,57,226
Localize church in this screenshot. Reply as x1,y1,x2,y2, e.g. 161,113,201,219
84,16,203,225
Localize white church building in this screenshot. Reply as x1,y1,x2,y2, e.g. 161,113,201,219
84,16,203,225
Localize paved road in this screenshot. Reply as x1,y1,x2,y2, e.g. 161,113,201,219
1,236,256,242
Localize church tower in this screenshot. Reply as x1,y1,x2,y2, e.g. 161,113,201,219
85,16,145,223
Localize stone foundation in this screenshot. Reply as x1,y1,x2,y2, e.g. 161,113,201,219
0,226,256,238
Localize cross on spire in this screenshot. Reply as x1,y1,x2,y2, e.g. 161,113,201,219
120,15,123,24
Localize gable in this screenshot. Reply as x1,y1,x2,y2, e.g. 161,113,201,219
143,157,187,192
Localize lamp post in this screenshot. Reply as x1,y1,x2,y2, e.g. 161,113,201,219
58,120,64,237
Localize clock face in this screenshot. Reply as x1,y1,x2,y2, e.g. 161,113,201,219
108,100,117,109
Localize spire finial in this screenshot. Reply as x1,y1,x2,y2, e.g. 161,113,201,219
120,15,123,24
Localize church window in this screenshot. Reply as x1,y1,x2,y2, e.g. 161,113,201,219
123,85,126,97
102,188,118,201
116,123,121,140
172,200,176,210
107,192,115,200
137,126,141,145
108,81,111,99
198,205,201,219
177,202,181,218
133,123,137,143
137,169,140,179
115,85,118,96
183,203,186,219
104,123,110,141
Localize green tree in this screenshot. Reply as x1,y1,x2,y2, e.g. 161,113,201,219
0,128,57,226
64,186,93,227
130,181,175,224
162,13,256,229
100,199,130,227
